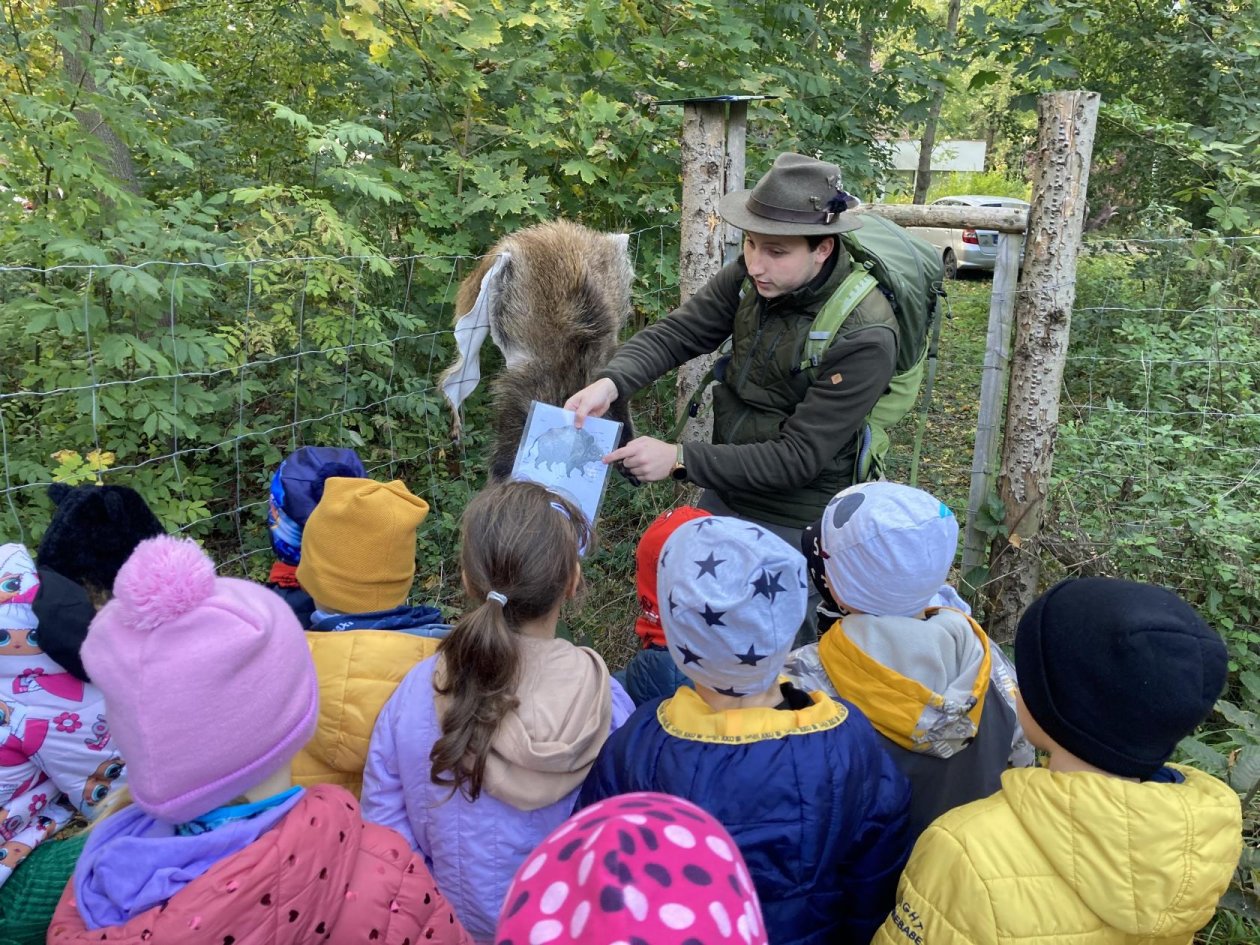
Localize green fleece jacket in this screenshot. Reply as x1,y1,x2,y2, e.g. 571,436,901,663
599,250,897,527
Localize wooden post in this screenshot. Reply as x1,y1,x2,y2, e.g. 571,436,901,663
984,90,1100,641
960,232,1020,597
675,101,732,444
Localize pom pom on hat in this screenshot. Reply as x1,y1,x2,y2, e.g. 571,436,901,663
112,536,217,632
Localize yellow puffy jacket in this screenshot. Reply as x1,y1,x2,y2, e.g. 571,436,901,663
874,764,1242,945
292,629,442,797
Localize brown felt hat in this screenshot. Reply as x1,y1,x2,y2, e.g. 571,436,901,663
719,152,863,236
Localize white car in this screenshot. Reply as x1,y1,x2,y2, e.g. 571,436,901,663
907,195,1029,278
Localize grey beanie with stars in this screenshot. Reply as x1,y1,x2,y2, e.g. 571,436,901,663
658,516,808,698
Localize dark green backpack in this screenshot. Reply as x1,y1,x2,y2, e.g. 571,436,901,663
800,213,946,376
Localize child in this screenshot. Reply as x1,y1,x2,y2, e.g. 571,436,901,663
264,445,366,627
362,480,634,944
579,516,913,945
292,476,451,796
0,555,109,945
36,483,164,605
785,482,1032,837
47,535,471,945
495,792,769,945
873,577,1243,945
618,506,708,705
0,545,118,892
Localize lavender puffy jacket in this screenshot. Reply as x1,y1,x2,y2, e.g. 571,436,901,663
362,656,634,943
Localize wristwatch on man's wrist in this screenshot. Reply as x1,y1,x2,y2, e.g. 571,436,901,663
670,443,688,482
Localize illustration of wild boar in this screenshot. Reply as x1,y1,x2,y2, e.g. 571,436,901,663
526,426,606,478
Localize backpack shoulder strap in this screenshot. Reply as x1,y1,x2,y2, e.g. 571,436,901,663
797,270,879,373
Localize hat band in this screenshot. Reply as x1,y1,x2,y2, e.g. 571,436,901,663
746,195,833,225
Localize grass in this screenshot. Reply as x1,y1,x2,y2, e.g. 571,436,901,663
883,273,993,514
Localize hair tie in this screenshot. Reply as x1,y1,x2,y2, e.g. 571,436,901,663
486,590,508,606
548,498,589,558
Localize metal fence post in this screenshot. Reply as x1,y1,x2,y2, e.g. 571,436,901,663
961,232,1020,597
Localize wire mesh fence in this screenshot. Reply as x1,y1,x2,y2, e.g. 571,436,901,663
1,231,1256,655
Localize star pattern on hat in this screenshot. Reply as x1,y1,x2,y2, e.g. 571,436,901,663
676,644,704,666
667,590,679,616
694,552,725,579
736,644,766,666
751,569,786,603
714,686,744,698
694,518,717,530
746,526,765,540
700,603,726,627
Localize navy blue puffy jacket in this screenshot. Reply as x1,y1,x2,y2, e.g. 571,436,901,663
579,687,912,945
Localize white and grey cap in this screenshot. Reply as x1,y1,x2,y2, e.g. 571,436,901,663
819,482,959,617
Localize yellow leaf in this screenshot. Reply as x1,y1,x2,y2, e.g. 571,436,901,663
50,449,79,463
1008,533,1023,548
85,449,116,469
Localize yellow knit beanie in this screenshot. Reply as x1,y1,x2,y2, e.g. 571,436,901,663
296,477,430,614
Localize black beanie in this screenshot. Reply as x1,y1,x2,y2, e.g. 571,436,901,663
1014,577,1228,779
37,484,165,593
30,565,95,682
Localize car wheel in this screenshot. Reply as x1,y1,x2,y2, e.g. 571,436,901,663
942,248,958,280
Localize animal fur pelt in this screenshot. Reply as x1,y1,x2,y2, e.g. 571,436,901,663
440,220,636,480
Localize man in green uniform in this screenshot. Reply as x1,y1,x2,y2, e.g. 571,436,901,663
566,153,899,556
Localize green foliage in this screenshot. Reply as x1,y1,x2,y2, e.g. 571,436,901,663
0,0,947,592
927,170,1030,202
1050,240,1259,666
1177,681,1260,930
962,0,1258,232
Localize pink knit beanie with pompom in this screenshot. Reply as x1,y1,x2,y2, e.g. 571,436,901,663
83,535,318,823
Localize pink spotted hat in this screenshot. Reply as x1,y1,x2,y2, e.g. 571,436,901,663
495,792,768,945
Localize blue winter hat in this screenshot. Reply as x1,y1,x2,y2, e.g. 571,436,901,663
267,447,366,565
658,517,807,698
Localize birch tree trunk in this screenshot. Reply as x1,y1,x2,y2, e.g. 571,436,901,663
984,90,1100,641
674,102,727,444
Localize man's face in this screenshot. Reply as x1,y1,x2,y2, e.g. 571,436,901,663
743,232,833,299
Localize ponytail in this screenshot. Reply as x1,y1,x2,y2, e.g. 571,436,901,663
430,481,590,800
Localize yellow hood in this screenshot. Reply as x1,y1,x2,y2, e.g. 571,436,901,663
1002,764,1242,937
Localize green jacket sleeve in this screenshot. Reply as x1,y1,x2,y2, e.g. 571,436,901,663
596,261,746,401
684,321,897,494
